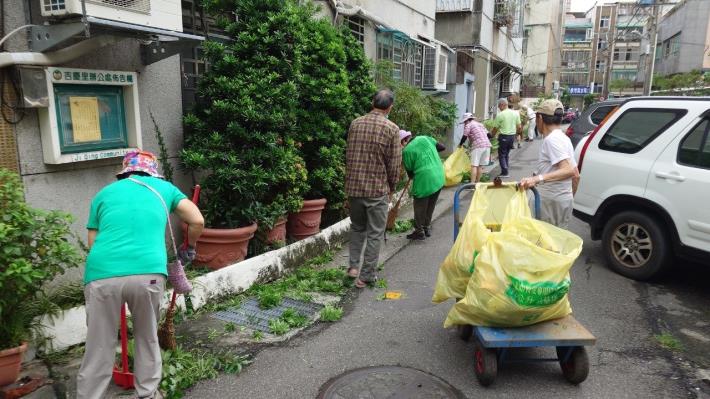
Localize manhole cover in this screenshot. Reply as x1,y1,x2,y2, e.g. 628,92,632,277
317,366,465,399
211,297,323,332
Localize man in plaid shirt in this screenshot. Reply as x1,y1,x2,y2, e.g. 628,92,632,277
458,112,492,183
345,89,401,288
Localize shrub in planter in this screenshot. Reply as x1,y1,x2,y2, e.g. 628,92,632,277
181,1,309,264
0,169,81,384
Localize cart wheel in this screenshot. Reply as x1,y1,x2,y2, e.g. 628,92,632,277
474,343,497,386
556,346,589,384
457,325,473,341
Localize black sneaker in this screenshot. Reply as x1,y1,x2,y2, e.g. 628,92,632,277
424,227,431,237
406,231,425,240
498,173,510,178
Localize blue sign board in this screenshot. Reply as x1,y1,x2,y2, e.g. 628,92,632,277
568,86,590,96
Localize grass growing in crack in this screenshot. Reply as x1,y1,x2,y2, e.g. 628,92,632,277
207,328,221,341
224,322,237,333
391,219,415,234
319,305,343,322
655,333,684,351
375,279,388,289
257,286,283,309
252,331,264,341
281,308,308,328
268,318,290,335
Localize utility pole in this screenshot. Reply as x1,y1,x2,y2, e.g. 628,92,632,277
643,1,660,96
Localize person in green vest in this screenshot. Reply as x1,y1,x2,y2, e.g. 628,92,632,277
400,130,446,240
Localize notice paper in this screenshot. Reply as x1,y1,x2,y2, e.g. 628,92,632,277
69,96,102,143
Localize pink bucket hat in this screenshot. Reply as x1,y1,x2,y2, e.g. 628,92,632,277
116,150,164,178
399,130,412,141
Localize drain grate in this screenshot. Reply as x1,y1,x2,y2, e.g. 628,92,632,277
211,297,323,333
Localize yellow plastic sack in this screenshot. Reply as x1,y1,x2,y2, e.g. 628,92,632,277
432,184,532,303
443,147,471,187
443,217,583,328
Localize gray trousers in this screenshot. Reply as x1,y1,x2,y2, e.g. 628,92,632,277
348,196,388,283
413,190,441,232
77,274,165,399
531,194,574,229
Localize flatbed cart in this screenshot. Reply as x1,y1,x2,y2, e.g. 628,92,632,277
452,181,597,387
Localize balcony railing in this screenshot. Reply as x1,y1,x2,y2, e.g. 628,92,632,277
494,0,515,28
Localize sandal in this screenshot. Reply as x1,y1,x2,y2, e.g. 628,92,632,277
347,267,359,278
354,279,367,289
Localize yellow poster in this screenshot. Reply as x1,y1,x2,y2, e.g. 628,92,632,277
69,96,101,143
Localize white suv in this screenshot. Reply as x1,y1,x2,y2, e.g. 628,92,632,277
573,97,710,280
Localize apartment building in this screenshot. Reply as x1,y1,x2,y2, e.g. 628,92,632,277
651,0,710,77
560,1,646,107
435,0,524,120
317,1,451,93
521,0,565,99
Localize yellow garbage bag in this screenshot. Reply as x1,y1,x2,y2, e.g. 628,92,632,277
432,183,532,303
443,217,583,328
443,147,471,187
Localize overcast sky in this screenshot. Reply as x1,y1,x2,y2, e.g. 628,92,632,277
570,0,607,12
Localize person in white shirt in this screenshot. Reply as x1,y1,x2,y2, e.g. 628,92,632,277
519,99,580,229
526,105,536,141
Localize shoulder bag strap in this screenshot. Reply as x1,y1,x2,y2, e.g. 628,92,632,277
127,177,179,256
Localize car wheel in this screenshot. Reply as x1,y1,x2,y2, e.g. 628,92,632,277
601,211,671,280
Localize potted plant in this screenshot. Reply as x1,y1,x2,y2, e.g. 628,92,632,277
181,1,308,266
0,169,80,386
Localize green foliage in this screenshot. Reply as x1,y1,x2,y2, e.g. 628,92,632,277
160,346,249,398
256,286,283,309
560,88,571,108
583,93,599,107
0,168,82,350
151,110,174,183
181,1,308,229
280,308,308,328
655,333,683,351
374,61,457,142
652,70,708,95
530,92,554,109
391,219,414,234
319,305,343,322
46,281,85,310
252,330,264,341
375,279,388,289
268,318,290,335
224,322,237,333
609,78,633,95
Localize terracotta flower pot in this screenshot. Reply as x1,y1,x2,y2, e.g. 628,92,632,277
0,342,27,387
194,223,258,270
264,216,288,245
287,198,327,241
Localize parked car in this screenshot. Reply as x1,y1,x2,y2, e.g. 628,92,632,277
562,109,577,123
566,99,625,147
573,97,710,280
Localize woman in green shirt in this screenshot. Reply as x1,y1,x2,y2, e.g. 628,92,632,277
77,150,204,399
400,130,446,240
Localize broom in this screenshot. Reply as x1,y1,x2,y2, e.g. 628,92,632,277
158,185,201,350
386,179,411,231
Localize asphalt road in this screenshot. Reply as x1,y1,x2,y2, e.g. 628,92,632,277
187,136,709,399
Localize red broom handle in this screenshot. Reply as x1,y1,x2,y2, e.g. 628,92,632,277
120,304,129,373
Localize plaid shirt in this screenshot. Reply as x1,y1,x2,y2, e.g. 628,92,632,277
463,120,491,149
345,111,401,198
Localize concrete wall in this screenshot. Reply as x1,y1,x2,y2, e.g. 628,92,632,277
349,0,436,39
524,0,563,92
435,12,480,47
655,0,710,75
3,0,189,283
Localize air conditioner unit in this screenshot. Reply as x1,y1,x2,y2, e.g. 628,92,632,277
552,80,560,91
40,0,182,32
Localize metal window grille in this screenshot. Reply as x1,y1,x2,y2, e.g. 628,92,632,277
436,0,474,12
345,16,365,44
0,77,20,173
437,54,447,84
42,0,67,12
414,44,423,87
422,46,436,89
89,0,151,13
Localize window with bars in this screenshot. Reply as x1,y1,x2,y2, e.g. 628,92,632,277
345,16,365,44
422,46,436,89
377,31,434,89
181,0,232,113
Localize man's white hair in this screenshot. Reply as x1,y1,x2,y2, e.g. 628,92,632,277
498,98,508,106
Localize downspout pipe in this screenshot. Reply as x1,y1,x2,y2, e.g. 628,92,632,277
0,35,122,68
